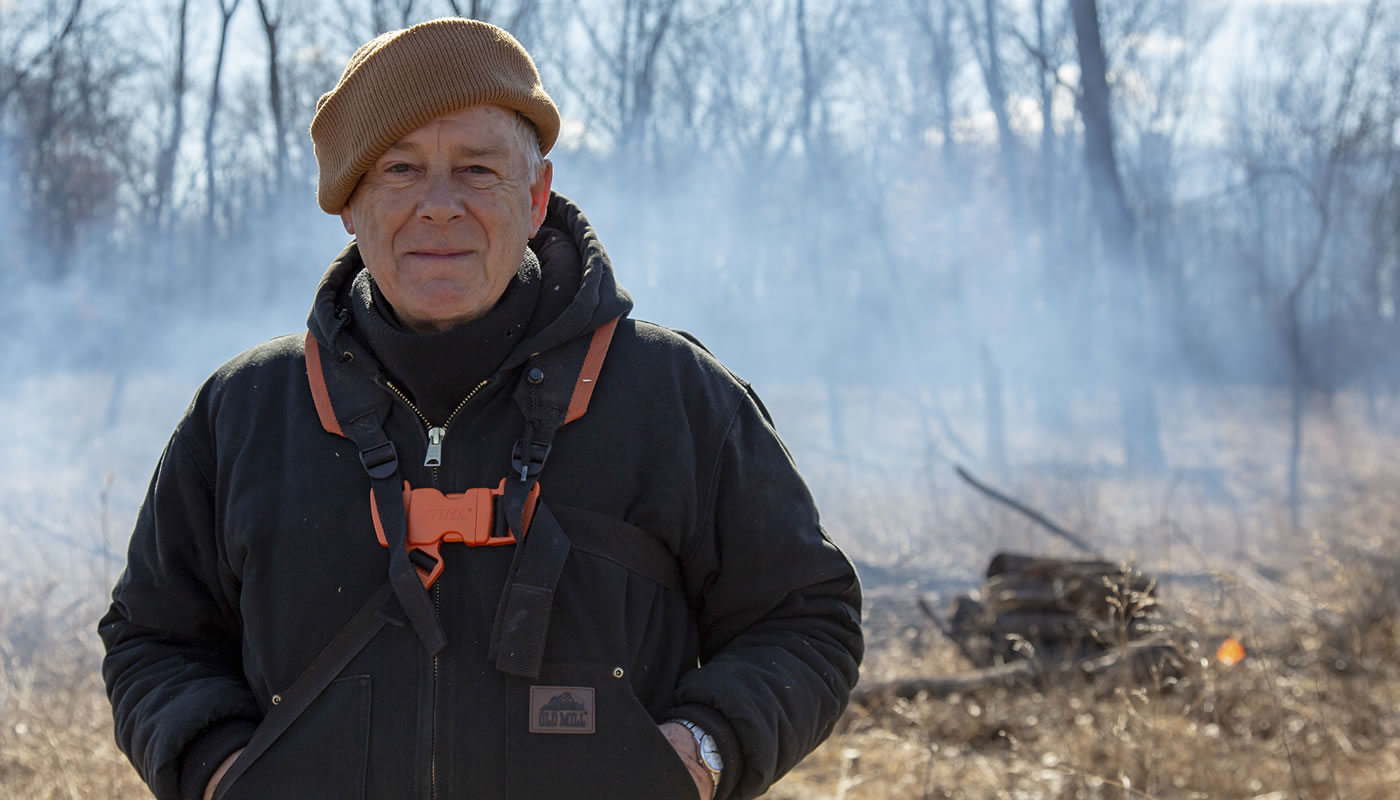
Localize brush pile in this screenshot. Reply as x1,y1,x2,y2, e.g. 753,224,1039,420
938,551,1170,668
855,552,1191,703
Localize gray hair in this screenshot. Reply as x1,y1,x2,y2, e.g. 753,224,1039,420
512,111,546,182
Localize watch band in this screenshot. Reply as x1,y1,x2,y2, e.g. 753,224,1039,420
668,718,723,789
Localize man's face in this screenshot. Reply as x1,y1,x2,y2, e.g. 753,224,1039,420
340,104,553,333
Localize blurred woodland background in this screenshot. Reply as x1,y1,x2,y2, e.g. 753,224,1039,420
3,0,1398,508
2,0,1399,797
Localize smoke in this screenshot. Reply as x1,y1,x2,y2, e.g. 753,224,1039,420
4,2,1399,589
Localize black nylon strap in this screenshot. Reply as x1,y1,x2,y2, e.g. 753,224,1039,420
488,334,595,678
313,336,445,655
551,505,682,591
345,413,446,656
487,501,571,677
211,582,397,800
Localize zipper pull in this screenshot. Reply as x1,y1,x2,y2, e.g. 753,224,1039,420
425,426,446,467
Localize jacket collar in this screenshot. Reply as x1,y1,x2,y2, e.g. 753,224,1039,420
306,191,633,380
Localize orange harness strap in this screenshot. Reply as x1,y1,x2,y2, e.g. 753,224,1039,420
303,319,622,590
565,317,617,424
304,331,345,438
304,319,619,436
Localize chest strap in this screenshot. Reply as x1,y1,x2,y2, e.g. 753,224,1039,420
231,319,620,789
370,478,541,589
304,317,619,679
305,331,445,656
491,318,617,679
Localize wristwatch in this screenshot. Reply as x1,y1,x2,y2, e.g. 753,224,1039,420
671,718,723,791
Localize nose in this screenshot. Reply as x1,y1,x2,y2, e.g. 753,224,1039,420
416,171,465,224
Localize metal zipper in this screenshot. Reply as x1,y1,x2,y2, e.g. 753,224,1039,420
430,583,440,800
382,379,489,469
378,378,486,799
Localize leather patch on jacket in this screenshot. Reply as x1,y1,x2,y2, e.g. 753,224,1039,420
529,686,595,734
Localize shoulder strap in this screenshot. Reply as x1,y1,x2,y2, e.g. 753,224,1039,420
304,332,446,656
565,317,617,424
490,318,618,679
303,331,344,437
211,582,397,799
304,319,620,681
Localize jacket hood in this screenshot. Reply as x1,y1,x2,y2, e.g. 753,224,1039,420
307,191,633,375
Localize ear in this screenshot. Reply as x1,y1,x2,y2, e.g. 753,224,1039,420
529,160,553,232
340,206,355,235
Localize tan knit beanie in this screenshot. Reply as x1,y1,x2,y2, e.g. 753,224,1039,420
310,18,560,213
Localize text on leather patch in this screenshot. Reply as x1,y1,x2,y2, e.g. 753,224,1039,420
529,686,595,734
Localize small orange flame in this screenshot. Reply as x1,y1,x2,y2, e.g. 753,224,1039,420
1216,637,1246,666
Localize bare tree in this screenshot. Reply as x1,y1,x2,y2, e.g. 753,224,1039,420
1230,0,1386,529
565,0,680,161
205,0,244,236
256,0,288,195
370,0,416,31
664,2,802,171
1071,0,1167,472
959,0,1024,218
443,0,537,29
0,0,86,112
5,1,135,281
152,0,191,231
906,0,961,170
444,0,480,18
1011,0,1075,236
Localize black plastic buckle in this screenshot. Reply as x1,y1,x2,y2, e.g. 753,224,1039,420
409,549,441,573
359,441,399,479
511,439,552,482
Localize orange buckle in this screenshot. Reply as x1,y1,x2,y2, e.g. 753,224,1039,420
371,478,541,588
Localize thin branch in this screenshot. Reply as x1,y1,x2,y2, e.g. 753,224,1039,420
1009,25,1076,95
953,465,1101,556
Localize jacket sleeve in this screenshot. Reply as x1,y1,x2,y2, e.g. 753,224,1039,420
664,382,863,800
98,417,261,800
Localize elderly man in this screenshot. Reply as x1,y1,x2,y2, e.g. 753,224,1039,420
100,18,861,800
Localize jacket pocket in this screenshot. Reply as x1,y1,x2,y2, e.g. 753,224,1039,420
551,504,682,591
220,674,371,800
508,662,696,800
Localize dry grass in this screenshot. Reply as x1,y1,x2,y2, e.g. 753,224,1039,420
0,583,150,799
766,398,1400,799
2,386,1397,798
770,553,1400,799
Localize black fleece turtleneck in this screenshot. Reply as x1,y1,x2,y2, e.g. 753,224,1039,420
348,249,543,423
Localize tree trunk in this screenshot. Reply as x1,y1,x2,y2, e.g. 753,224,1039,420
205,0,241,236
256,0,286,196
1034,0,1056,232
982,0,1019,210
153,0,189,231
1030,0,1073,433
909,0,958,169
796,0,814,159
619,0,674,160
961,0,1021,217
1070,0,1166,472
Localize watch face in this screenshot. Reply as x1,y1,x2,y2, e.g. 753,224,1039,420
700,737,724,771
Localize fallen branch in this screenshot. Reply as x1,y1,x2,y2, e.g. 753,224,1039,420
851,636,1183,705
954,465,1100,556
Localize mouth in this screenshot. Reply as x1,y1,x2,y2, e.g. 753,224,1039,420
406,249,472,258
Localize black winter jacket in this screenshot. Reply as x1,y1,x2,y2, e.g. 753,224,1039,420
100,194,863,800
